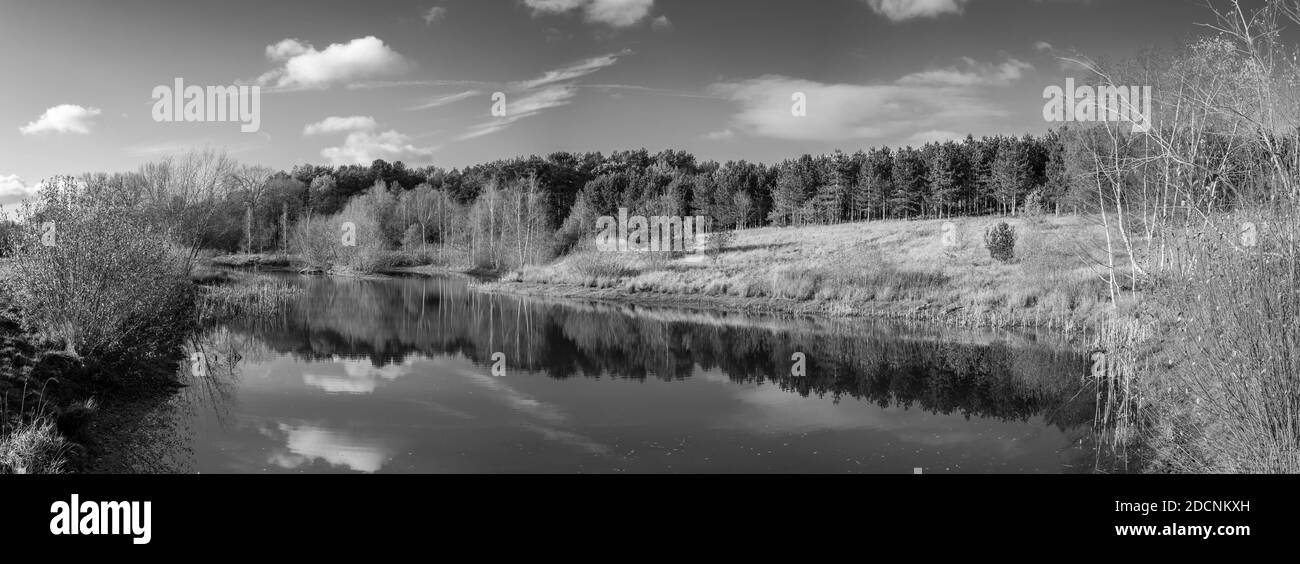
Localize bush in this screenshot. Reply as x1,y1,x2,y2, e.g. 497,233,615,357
772,267,821,301
567,251,634,279
703,229,736,263
291,206,390,274
1023,188,1049,219
5,177,195,361
291,215,338,269
401,224,425,252
984,222,1017,263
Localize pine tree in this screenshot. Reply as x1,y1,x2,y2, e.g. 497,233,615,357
991,139,1031,215
890,148,927,218
1043,128,1069,214
929,141,969,217
767,162,805,227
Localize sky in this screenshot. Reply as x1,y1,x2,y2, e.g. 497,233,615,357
0,0,1221,211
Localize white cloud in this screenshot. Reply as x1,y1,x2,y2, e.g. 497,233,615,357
258,36,413,90
303,357,412,394
864,0,969,21
268,424,393,473
704,128,734,140
0,174,37,212
1034,40,1054,53
19,104,102,135
302,115,377,136
320,129,436,165
265,38,309,60
423,6,447,25
524,0,655,28
898,57,1033,87
651,15,673,31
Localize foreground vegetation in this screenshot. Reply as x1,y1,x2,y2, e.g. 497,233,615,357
0,179,296,473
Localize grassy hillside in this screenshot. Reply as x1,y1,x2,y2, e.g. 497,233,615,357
487,214,1122,331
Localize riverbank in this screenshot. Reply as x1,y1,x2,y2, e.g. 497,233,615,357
481,215,1128,334
0,258,299,474
0,285,195,473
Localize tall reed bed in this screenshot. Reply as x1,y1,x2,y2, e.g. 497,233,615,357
1144,206,1300,473
196,277,303,322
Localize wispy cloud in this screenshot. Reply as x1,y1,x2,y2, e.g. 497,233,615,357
460,85,577,140
459,368,609,455
422,5,447,25
711,73,1011,142
460,50,630,140
407,89,481,111
897,57,1033,87
303,115,377,135
514,49,629,90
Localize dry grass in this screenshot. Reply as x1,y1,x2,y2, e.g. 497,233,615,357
0,418,71,474
509,215,1116,328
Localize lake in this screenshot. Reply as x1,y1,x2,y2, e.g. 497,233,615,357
162,273,1097,474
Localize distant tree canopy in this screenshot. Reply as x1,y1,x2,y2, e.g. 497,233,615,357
279,135,1069,237
36,123,1289,259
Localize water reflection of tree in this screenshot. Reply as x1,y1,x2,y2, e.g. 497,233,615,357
223,275,1094,430
181,325,277,425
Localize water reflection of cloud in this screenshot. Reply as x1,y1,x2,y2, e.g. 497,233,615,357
301,356,418,394
264,423,394,473
460,369,609,455
718,384,1034,457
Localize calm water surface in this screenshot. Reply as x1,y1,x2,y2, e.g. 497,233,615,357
169,274,1096,474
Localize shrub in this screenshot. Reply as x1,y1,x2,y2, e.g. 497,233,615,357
772,267,821,301
5,176,195,361
567,251,635,279
703,229,736,263
291,206,390,274
984,222,1017,263
401,224,425,252
291,215,339,269
1023,188,1049,219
